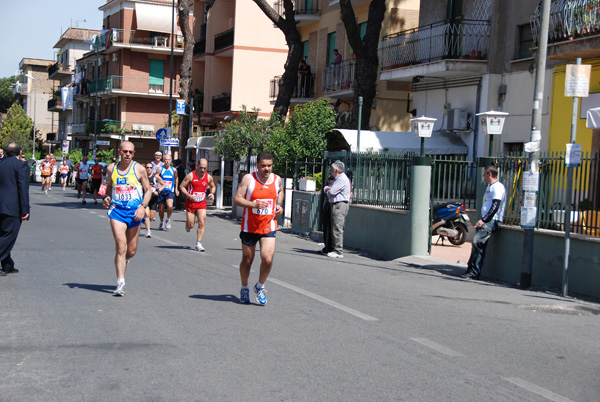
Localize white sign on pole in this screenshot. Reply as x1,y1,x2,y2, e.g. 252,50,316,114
565,143,581,167
96,140,110,146
176,100,186,115
564,64,591,97
522,171,540,192
62,140,69,154
160,139,179,147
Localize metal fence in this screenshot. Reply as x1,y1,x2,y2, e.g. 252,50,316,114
498,152,600,235
324,151,413,209
430,155,478,209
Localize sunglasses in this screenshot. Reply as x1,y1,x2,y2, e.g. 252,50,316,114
121,150,134,154
146,166,153,169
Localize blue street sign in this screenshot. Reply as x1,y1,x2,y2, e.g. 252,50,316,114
156,128,168,141
160,139,179,147
176,100,186,115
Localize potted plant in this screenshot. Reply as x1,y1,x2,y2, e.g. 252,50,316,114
299,176,317,192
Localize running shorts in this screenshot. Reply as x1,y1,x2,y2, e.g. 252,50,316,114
239,230,276,247
108,206,144,229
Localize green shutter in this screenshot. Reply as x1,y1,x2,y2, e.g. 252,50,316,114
149,59,164,86
302,41,309,60
327,32,336,64
359,22,367,40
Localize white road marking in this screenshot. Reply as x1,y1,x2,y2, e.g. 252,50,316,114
151,235,179,246
229,265,377,320
503,377,574,402
410,338,463,356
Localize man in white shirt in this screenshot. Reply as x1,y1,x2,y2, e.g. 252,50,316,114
461,165,506,280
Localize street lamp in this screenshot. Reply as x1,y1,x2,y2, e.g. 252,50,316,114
410,116,437,156
24,74,37,158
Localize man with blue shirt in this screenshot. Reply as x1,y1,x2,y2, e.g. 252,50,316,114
461,165,506,280
324,161,351,258
156,153,179,231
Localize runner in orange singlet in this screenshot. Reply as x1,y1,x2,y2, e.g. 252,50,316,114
233,151,284,305
179,158,216,251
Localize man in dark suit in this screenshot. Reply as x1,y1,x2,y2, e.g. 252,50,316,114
0,142,30,276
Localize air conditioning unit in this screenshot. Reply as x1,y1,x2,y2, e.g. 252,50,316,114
447,108,468,131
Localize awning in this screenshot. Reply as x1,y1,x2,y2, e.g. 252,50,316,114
331,129,468,155
135,3,173,34
185,136,217,150
586,107,600,128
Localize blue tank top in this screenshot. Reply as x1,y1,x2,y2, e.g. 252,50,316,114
160,166,175,192
110,162,144,210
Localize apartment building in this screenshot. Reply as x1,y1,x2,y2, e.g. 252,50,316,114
73,0,187,161
192,0,288,129
13,58,57,151
48,28,100,153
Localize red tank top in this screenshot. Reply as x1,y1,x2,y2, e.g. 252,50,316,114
186,170,209,208
240,172,280,234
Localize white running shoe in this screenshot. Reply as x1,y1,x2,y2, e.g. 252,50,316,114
327,251,343,259
146,230,152,238
165,220,171,230
113,282,125,297
195,242,205,252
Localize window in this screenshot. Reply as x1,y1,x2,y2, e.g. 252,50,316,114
302,40,309,62
327,32,336,64
149,59,165,93
517,24,533,59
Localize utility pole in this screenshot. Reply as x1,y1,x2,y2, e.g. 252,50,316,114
521,0,551,289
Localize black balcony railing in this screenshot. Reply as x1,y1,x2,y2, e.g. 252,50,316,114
214,28,234,52
322,60,355,92
532,0,600,45
379,19,490,70
274,0,320,16
212,94,231,113
48,98,64,110
194,36,206,57
270,73,316,100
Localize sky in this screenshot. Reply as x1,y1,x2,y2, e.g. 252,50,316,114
0,1,104,78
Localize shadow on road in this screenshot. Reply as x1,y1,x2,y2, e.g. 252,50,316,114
63,283,114,294
189,294,252,304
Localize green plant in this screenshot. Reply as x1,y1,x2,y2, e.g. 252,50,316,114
0,102,33,150
579,199,594,211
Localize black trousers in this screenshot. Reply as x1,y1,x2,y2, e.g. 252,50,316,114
322,202,334,253
0,214,22,271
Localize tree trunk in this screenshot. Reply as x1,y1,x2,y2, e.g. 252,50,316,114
339,0,386,130
177,0,194,164
253,0,302,118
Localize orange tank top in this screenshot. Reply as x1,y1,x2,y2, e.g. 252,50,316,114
240,172,280,234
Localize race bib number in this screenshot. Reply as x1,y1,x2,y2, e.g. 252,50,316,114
151,185,156,192
115,186,134,201
252,199,273,215
193,192,205,202
163,180,173,189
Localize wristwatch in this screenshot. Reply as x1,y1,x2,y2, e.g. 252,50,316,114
141,204,148,208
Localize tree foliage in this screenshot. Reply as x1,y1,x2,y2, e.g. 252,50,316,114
0,102,33,151
0,76,16,113
214,106,276,161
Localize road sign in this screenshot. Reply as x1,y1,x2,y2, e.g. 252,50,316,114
62,140,69,154
176,100,186,115
160,139,179,147
96,140,110,146
156,128,169,141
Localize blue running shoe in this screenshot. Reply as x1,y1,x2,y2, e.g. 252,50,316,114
240,287,250,304
253,283,267,305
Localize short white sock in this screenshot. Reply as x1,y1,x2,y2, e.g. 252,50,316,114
117,278,125,286
241,285,249,291
256,282,264,289
166,218,170,222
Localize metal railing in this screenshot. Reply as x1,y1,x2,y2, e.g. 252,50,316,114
214,28,234,52
274,0,320,15
322,59,355,92
324,151,413,210
212,94,231,112
109,29,172,48
47,98,65,110
192,129,224,138
269,73,316,100
89,76,179,95
532,0,600,45
430,155,477,209
379,19,491,70
194,36,206,57
12,82,28,95
497,152,600,235
86,120,160,137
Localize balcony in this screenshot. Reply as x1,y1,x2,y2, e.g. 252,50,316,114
87,120,158,137
48,62,73,80
269,74,316,102
322,59,355,98
88,76,180,99
106,29,183,55
193,36,206,60
12,82,27,96
212,93,231,113
68,123,87,136
214,28,234,54
47,98,67,112
378,19,490,81
274,0,320,26
531,0,600,60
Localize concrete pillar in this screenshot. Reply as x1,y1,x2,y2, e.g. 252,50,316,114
409,156,431,256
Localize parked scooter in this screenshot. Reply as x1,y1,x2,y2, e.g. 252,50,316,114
431,201,471,245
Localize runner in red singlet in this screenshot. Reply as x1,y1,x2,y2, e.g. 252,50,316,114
179,158,216,251
233,151,284,305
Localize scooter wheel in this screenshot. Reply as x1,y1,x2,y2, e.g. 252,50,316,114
448,223,467,246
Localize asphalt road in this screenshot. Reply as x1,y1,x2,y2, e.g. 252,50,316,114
1,185,599,401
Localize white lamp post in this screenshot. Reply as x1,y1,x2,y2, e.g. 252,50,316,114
476,110,509,155
410,116,437,156
24,74,37,158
